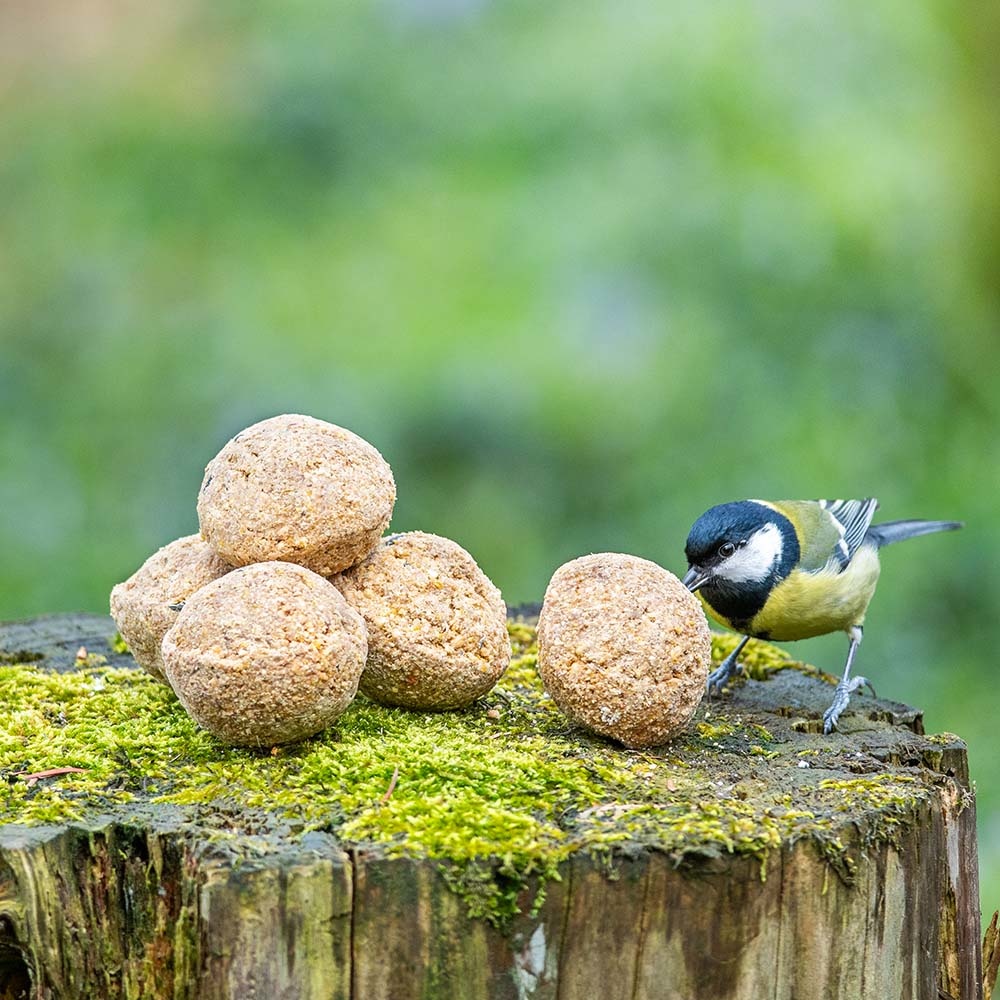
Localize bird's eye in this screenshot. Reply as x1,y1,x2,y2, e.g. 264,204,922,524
719,542,736,558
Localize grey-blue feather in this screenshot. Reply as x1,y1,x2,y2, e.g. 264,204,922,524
865,519,963,547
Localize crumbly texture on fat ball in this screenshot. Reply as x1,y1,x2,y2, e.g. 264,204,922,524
110,534,233,683
538,553,712,748
332,531,510,710
162,562,367,746
197,414,396,576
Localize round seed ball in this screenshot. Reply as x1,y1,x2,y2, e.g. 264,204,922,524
161,562,367,746
197,414,396,576
110,535,233,682
537,553,711,748
332,531,510,710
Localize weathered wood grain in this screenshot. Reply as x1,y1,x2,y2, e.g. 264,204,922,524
196,834,353,1000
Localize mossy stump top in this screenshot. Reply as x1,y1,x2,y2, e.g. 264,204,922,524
0,611,982,1000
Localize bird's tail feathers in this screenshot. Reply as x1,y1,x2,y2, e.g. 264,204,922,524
866,519,963,547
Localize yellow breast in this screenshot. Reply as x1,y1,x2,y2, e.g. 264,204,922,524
748,545,881,641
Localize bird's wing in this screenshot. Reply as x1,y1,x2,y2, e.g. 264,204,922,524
816,498,880,571
771,498,879,573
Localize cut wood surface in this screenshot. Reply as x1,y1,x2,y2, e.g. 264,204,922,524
0,612,983,1000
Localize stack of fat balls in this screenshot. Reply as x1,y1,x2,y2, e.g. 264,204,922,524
110,414,511,746
111,412,715,749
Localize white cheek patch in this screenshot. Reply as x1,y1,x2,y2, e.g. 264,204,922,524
715,523,783,584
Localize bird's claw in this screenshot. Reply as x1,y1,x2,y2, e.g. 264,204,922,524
822,676,870,734
706,658,742,696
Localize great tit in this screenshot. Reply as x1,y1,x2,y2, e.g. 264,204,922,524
682,498,961,733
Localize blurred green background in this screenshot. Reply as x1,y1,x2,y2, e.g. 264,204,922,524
2,0,997,918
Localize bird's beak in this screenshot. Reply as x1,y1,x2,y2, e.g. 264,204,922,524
683,566,710,592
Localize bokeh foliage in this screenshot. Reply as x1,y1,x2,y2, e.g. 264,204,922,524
2,0,998,916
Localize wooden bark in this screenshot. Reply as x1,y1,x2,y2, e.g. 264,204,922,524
0,613,984,1000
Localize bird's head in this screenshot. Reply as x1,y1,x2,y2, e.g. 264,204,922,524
683,501,798,595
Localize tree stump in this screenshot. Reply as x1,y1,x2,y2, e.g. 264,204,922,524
0,612,983,1000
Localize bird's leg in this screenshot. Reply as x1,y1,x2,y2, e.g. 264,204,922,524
706,635,751,695
822,626,875,734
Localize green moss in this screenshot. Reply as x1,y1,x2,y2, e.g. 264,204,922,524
109,632,130,655
815,774,924,845
711,633,837,684
696,721,736,740
925,732,960,745
0,623,941,926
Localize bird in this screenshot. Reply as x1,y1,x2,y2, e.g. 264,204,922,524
681,498,962,734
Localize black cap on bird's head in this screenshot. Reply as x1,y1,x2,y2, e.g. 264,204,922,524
683,500,799,594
